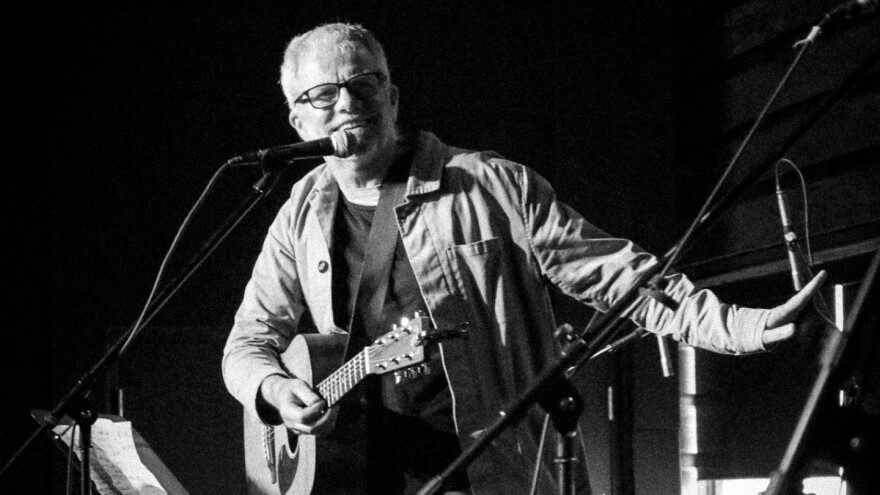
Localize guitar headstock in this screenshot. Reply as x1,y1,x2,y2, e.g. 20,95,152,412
365,312,431,376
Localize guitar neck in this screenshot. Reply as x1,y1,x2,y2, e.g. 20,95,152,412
311,314,430,407
316,351,368,407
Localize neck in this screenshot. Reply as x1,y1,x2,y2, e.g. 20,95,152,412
327,141,399,189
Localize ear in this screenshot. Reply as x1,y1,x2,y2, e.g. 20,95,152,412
389,83,399,107
388,84,400,120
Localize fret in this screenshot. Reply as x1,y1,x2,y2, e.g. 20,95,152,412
318,350,367,407
301,314,426,410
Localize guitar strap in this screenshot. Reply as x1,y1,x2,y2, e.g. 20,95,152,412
256,159,411,489
344,161,409,358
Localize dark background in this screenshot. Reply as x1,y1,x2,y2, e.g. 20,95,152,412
3,1,878,493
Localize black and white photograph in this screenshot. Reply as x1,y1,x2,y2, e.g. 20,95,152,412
3,2,878,494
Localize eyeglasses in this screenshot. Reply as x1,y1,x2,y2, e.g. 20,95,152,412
294,72,388,109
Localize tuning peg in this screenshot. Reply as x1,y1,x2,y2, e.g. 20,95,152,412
418,322,471,344
554,323,577,344
394,370,415,384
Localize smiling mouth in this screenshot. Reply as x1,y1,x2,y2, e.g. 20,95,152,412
335,117,373,132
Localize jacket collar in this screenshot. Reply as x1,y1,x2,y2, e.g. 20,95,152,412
309,130,448,201
405,131,446,197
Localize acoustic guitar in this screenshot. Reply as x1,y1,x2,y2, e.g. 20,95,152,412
243,311,460,494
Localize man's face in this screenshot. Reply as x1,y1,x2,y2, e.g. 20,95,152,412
288,47,399,165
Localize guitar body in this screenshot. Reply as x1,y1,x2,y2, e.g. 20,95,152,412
244,333,367,495
243,314,433,495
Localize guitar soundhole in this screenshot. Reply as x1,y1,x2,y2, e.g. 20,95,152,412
277,429,299,492
282,428,299,458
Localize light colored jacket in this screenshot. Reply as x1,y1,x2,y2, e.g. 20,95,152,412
223,131,769,494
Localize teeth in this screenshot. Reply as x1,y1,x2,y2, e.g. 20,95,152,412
338,119,370,131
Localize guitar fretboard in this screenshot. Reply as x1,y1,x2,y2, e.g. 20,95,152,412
316,351,367,407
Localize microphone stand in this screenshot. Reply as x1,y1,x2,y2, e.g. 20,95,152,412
668,42,880,265
0,157,294,489
417,15,876,495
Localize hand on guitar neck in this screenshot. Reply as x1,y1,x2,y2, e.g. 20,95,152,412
259,374,338,436
255,312,465,439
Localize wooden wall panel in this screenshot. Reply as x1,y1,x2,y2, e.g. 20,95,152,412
671,0,879,483
674,7,879,279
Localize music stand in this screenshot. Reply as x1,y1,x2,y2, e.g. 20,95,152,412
32,410,189,495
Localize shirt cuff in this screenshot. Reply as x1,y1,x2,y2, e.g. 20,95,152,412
734,306,771,354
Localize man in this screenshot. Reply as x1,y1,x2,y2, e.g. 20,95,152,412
223,23,825,494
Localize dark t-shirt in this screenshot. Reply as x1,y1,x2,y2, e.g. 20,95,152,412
329,151,469,493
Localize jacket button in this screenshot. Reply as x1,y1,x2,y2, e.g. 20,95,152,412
318,260,329,273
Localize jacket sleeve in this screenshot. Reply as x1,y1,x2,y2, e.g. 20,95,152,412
519,164,768,355
222,199,307,421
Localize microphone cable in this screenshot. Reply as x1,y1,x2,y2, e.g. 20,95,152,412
774,158,838,330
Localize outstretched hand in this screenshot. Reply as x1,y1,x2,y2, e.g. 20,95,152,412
761,270,828,346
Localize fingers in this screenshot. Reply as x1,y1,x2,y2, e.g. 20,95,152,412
288,379,323,407
761,323,795,346
766,270,828,329
303,407,339,437
284,402,336,435
294,399,328,425
274,378,334,435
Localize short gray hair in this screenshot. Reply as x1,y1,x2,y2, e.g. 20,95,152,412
280,23,390,110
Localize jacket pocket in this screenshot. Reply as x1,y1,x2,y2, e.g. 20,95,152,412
445,237,502,307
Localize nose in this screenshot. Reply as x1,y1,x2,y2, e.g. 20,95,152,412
334,86,362,112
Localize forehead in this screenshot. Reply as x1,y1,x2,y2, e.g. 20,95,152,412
294,47,386,91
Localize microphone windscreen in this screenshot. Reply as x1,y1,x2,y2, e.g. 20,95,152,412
331,130,358,158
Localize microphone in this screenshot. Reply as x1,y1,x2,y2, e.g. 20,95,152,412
234,129,357,164
776,174,803,291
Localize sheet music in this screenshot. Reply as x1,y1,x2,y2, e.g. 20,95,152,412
53,418,167,495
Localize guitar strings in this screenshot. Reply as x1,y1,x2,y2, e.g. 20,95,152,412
319,353,367,406
316,328,415,406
